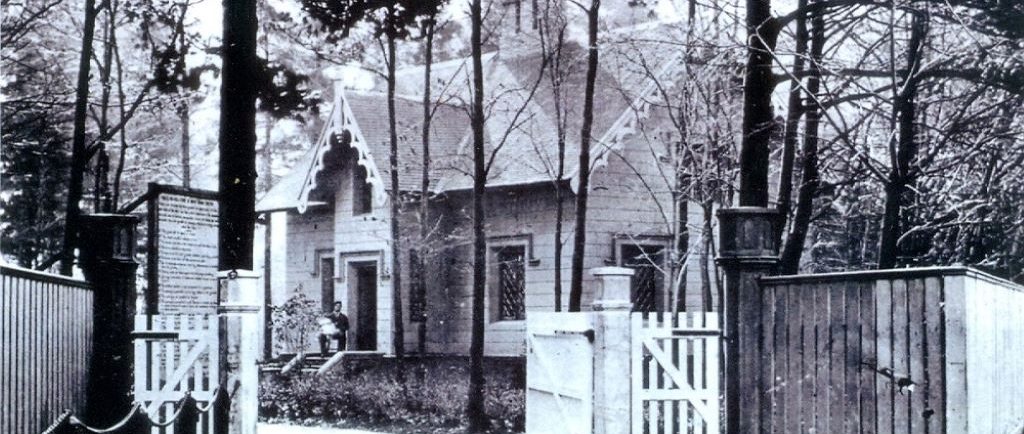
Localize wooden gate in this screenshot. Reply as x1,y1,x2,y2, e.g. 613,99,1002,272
632,312,721,434
526,312,594,434
134,314,219,434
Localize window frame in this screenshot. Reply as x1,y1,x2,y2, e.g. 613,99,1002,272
487,241,528,322
617,242,669,313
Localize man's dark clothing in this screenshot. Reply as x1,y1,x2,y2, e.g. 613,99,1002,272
319,311,349,356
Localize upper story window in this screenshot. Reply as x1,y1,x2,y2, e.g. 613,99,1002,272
494,245,526,321
353,165,372,215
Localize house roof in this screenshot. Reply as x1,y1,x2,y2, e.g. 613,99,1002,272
257,25,684,213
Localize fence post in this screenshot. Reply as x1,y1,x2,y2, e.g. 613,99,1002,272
177,393,199,434
716,207,780,434
591,266,634,434
216,269,261,434
78,213,139,427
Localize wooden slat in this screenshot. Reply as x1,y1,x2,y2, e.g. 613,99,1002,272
859,280,877,434
632,314,644,434
799,283,815,433
693,314,705,434
705,313,720,434
908,278,927,434
844,280,861,432
892,278,911,431
828,282,845,433
772,285,787,434
783,285,802,434
679,316,690,434
923,277,944,434
812,282,829,434
762,282,776,434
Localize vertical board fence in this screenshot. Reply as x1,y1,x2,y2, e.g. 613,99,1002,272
134,314,219,434
632,312,721,434
757,267,1024,434
1,264,94,434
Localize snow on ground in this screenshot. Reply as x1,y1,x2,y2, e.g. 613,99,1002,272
258,422,388,434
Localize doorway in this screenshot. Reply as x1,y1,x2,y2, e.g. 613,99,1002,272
352,263,377,351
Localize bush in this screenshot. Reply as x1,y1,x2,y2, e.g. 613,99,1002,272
269,290,321,354
259,357,525,432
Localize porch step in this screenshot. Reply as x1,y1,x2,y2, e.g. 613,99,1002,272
268,351,386,376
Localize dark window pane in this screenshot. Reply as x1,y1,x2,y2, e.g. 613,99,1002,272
621,244,664,312
409,249,426,322
497,246,526,320
353,166,372,214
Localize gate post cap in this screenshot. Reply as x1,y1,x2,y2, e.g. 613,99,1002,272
218,268,262,310
592,267,633,311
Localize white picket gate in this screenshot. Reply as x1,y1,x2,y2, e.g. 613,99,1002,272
133,314,219,434
631,312,721,434
526,312,595,434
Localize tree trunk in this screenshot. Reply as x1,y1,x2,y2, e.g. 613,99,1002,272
774,0,809,245
112,14,128,208
738,0,780,207
568,0,600,312
700,200,714,311
60,0,99,275
778,7,824,275
418,16,435,353
219,0,258,270
386,30,405,359
181,100,191,188
550,27,567,313
467,0,488,430
674,197,689,312
878,10,927,269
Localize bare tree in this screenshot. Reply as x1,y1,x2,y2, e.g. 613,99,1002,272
567,0,600,312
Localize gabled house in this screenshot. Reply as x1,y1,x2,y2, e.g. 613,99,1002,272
258,21,728,356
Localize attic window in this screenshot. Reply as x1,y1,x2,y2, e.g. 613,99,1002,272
353,166,372,215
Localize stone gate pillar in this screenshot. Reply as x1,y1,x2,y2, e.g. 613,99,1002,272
592,266,634,434
716,207,780,434
217,269,261,434
78,213,139,427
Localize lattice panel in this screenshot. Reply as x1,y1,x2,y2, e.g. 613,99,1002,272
498,249,526,320
632,265,661,313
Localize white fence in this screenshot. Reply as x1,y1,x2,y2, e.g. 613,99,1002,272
526,310,722,434
134,314,219,434
632,313,720,434
526,312,595,434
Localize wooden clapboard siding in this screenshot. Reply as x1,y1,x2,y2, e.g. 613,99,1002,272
1,264,93,434
758,267,1024,434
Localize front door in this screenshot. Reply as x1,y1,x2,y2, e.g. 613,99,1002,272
320,257,335,313
354,264,377,351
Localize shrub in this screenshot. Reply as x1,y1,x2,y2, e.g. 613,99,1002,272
270,289,321,354
259,357,525,432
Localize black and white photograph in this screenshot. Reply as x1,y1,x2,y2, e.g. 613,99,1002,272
2,0,1023,433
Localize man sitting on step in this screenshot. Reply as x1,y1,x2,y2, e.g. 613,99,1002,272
318,302,349,357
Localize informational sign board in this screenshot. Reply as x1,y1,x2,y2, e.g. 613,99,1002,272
123,183,219,314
